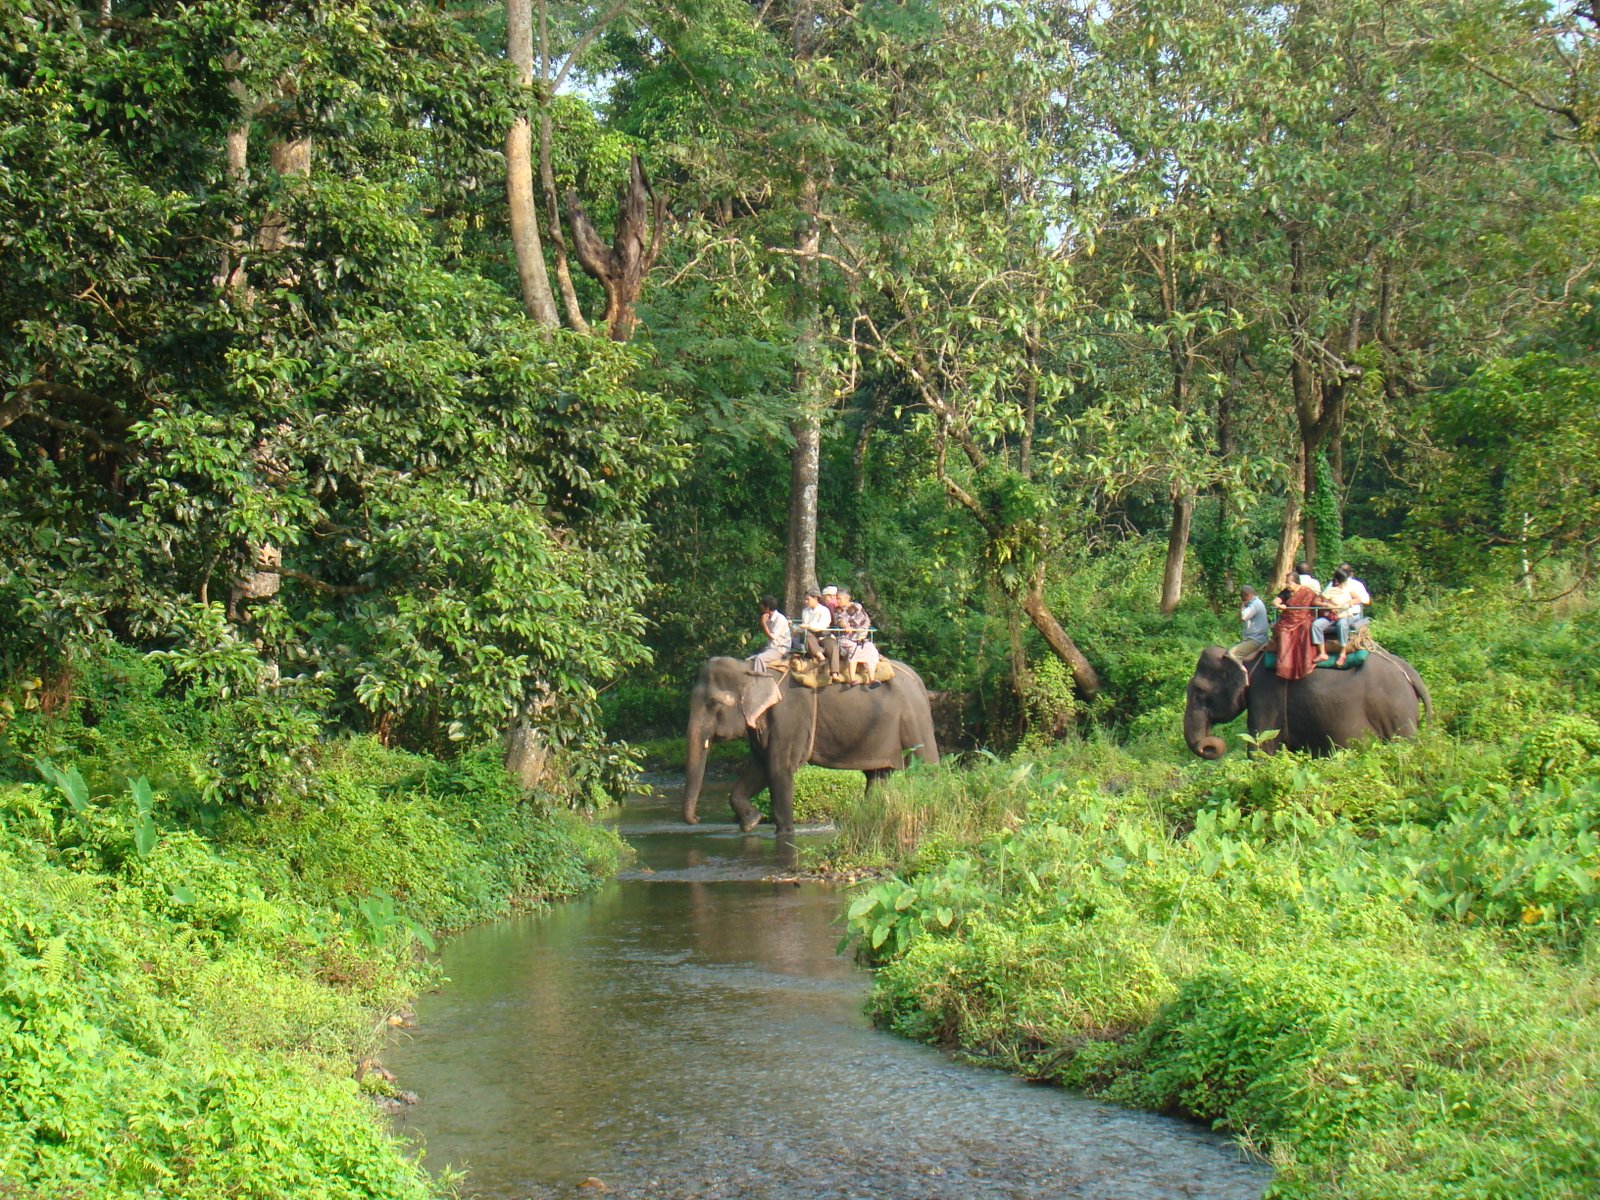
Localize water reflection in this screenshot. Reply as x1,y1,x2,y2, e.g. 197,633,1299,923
386,786,1270,1200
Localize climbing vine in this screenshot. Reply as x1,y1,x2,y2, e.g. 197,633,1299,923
1309,452,1344,569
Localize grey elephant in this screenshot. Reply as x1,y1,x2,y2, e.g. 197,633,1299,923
683,655,940,834
1184,646,1431,758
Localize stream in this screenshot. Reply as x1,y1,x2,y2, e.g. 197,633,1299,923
384,783,1272,1199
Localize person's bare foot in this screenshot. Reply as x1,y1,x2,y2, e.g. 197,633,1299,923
1336,653,1347,667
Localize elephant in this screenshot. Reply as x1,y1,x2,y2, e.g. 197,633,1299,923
682,655,940,834
1184,645,1432,758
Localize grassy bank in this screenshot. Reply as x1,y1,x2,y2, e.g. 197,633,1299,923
0,658,623,1199
831,590,1600,1197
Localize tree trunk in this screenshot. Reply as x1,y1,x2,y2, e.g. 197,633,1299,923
1019,332,1039,479
1273,443,1305,588
537,0,590,334
217,60,252,293
256,85,310,255
505,709,552,792
1215,357,1238,595
779,0,824,618
1159,489,1194,615
1022,568,1102,699
785,409,821,618
1302,446,1318,570
847,394,882,570
506,0,559,325
784,171,823,618
539,109,589,333
566,156,666,341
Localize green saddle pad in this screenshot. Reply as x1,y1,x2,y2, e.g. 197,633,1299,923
1260,650,1368,671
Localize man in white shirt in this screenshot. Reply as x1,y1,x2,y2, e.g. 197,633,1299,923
1294,559,1321,593
752,595,791,671
799,589,838,676
1339,562,1371,621
1311,568,1359,666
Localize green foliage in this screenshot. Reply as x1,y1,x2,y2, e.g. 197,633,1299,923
1508,714,1600,789
1408,351,1600,583
1192,497,1253,607
0,1,684,778
0,717,617,1199
1315,778,1600,939
789,764,865,824
5,0,1600,1188
1018,654,1079,749
841,593,1600,1197
841,857,984,959
739,764,866,825
202,688,325,808
1308,452,1344,570
823,754,1041,871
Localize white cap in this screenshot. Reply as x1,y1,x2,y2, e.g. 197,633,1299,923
821,586,838,596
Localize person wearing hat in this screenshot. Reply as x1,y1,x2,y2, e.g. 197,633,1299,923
799,588,838,676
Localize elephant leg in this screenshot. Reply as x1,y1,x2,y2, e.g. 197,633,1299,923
729,757,768,832
767,770,797,836
864,768,893,797
1247,684,1287,755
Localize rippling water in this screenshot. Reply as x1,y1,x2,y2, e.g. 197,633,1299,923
384,785,1271,1200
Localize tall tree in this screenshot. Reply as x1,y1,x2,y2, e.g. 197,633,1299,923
507,0,561,324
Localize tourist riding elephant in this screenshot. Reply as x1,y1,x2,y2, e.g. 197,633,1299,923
1184,646,1432,758
683,656,940,834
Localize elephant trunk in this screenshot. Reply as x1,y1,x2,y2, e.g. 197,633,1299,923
682,710,710,825
1184,702,1227,760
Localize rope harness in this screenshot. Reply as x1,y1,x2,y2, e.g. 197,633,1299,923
804,683,820,765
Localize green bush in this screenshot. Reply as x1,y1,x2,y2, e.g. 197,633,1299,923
843,601,1600,1199
0,710,620,1199
792,764,865,823
1508,714,1600,788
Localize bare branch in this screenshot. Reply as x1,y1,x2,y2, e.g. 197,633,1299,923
551,0,631,93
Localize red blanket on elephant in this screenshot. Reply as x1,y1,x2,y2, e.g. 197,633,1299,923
1274,585,1319,682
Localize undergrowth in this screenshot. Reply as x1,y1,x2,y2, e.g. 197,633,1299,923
833,587,1600,1197
0,652,622,1200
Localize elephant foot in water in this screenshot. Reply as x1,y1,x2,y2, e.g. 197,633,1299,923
738,813,764,833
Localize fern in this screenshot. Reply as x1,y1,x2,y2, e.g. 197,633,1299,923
36,935,70,983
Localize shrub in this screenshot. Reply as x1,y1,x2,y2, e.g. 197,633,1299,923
792,765,864,823
1508,714,1600,788
842,631,1600,1200
0,720,620,1199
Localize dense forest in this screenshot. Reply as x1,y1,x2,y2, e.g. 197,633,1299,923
3,0,1600,1197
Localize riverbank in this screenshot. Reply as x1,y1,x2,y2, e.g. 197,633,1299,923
0,667,623,1200
826,591,1600,1198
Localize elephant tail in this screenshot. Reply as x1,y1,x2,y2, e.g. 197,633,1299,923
1381,650,1432,724
1412,671,1433,724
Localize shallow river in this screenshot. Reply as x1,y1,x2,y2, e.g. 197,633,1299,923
385,785,1271,1200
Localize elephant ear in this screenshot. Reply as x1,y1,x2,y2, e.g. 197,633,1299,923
740,675,784,731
